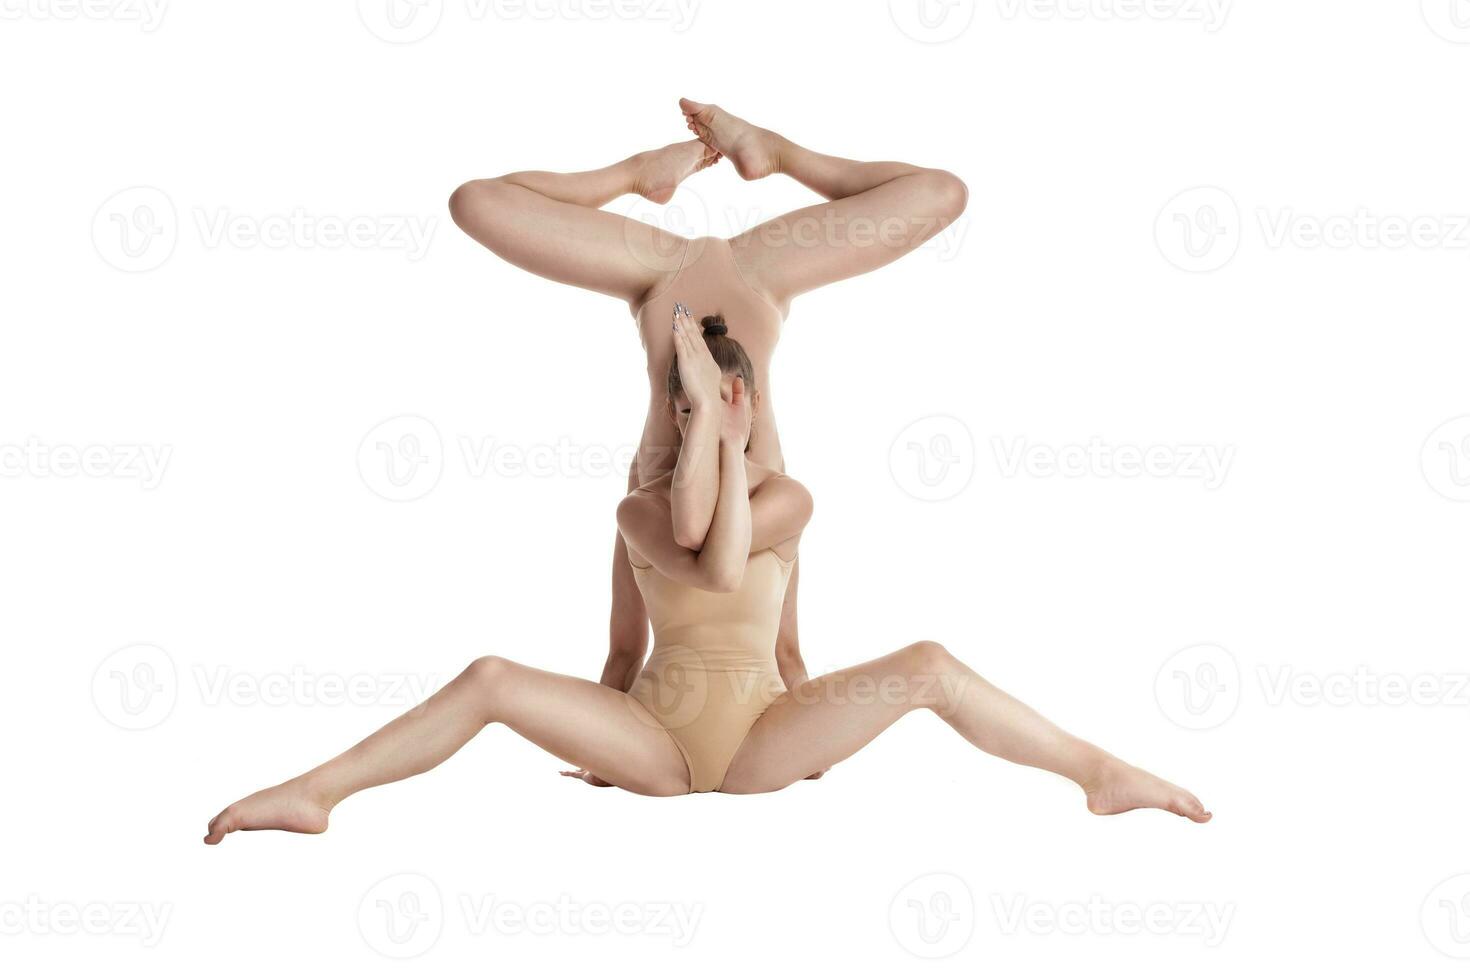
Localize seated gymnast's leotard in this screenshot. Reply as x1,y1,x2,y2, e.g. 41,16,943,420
627,546,796,793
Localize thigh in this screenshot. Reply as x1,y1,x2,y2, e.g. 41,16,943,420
450,179,688,307
486,656,690,796
719,644,940,794
729,171,964,304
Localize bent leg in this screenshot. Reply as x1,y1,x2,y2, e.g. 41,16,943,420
679,100,967,305
720,641,1210,821
448,141,717,307
204,655,690,843
733,152,967,304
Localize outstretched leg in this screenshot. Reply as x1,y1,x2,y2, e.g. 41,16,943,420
203,655,690,844
680,99,968,306
720,641,1211,821
449,139,719,308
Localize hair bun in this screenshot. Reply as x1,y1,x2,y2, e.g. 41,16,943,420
700,314,728,337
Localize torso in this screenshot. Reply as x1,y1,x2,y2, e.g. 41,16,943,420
631,236,786,481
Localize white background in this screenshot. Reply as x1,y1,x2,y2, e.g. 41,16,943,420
3,0,1469,975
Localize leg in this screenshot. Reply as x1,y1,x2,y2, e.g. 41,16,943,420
720,641,1211,822
203,655,690,843
448,139,719,307
679,100,968,304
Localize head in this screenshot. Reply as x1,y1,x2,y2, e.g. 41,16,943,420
666,313,761,444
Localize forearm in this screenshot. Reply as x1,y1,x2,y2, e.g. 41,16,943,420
598,650,644,693
776,648,809,690
694,442,752,589
669,406,720,548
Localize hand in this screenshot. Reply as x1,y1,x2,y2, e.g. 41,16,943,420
719,374,752,448
805,768,828,780
559,768,614,787
672,302,722,409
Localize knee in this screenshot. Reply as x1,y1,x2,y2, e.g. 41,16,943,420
462,654,512,691
902,639,958,677
920,169,969,223
447,178,506,231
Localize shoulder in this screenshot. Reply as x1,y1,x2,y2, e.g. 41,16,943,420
751,471,813,514
617,478,671,527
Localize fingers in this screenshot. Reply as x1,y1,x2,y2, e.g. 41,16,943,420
729,374,744,405
672,301,711,361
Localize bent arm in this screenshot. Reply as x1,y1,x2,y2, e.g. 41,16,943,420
617,467,812,595
669,403,720,549
617,444,752,593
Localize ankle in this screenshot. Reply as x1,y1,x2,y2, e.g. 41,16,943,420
769,133,794,177
1074,747,1120,794
293,771,340,813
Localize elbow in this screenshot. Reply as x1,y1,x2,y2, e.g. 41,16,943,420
672,524,708,552
705,564,744,594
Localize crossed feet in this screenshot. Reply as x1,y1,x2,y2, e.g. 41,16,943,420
628,99,786,204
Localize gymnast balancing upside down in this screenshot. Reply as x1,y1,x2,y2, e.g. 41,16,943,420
445,100,972,736
203,320,1210,843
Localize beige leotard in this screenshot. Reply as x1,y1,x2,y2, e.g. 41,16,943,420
627,547,796,793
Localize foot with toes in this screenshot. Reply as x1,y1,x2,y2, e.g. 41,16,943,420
679,98,782,181
203,777,333,845
632,139,721,204
1083,757,1212,823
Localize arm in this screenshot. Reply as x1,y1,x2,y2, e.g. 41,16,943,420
617,442,751,593
668,303,723,549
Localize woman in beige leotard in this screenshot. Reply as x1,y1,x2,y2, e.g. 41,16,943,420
202,317,1211,843
446,100,971,724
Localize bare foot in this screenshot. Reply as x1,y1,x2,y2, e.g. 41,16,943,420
678,98,781,181
203,777,332,845
631,139,721,205
1083,758,1212,823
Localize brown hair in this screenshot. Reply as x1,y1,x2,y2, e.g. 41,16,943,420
666,314,756,401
